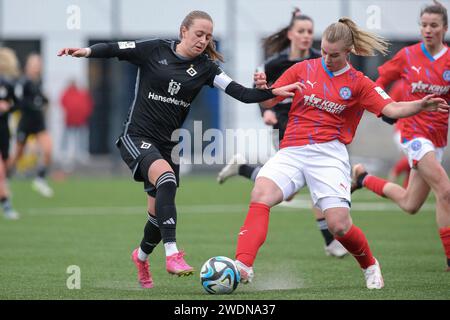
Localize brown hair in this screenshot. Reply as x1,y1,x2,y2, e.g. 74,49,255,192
179,10,224,62
263,8,314,56
421,0,448,27
323,17,389,56
0,47,20,78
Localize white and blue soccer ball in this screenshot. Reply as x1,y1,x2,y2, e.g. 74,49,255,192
200,256,240,294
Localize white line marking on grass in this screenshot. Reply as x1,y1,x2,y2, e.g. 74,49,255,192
26,200,436,216
26,205,248,216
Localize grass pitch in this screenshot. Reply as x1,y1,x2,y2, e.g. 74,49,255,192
0,175,449,300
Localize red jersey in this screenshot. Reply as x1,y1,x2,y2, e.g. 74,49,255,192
376,42,450,147
272,57,393,148
386,80,406,131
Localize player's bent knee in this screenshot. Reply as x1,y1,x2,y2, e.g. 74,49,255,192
327,221,349,237
250,186,277,205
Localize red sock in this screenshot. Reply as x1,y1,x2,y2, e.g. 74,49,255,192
438,227,450,267
335,225,376,269
363,175,388,197
393,157,410,176
235,202,270,267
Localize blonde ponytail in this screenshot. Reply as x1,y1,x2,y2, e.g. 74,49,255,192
323,17,389,56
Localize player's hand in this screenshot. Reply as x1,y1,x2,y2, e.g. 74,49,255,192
57,48,90,58
0,100,10,113
263,110,278,125
254,72,268,89
272,82,305,97
420,94,449,113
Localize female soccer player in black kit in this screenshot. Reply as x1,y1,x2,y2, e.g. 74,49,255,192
58,10,302,288
0,48,21,219
217,9,348,258
9,53,53,198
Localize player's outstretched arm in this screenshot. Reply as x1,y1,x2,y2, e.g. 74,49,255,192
381,94,449,119
57,47,90,57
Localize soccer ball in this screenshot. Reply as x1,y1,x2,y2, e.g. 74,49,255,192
200,256,240,294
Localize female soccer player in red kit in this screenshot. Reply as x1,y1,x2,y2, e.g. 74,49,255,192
234,17,449,289
352,0,450,272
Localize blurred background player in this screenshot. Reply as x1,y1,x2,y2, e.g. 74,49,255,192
217,8,348,258
60,79,94,172
352,0,450,271
233,17,448,289
0,47,21,219
384,80,411,188
9,53,53,198
58,10,301,289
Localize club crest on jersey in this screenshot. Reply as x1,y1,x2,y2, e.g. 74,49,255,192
411,140,422,152
140,141,152,149
443,70,450,82
186,65,197,77
168,79,181,96
339,86,352,100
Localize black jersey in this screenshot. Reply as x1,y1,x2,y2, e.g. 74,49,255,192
89,39,275,152
0,76,17,127
259,48,321,137
15,76,48,118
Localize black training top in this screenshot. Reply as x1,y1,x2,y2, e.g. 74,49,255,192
0,76,18,127
14,76,48,119
88,39,275,151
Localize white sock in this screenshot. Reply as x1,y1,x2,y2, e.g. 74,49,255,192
137,247,148,262
164,242,179,256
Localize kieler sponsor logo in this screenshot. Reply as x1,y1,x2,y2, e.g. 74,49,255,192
411,81,450,95
303,94,347,114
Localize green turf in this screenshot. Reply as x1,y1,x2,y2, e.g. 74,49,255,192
0,175,448,300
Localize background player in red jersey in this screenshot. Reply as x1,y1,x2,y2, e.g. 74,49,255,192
233,17,448,289
352,0,450,272
385,80,411,188
217,8,347,258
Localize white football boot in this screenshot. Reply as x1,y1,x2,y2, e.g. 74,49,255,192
362,259,384,289
32,177,54,198
235,260,254,284
4,209,20,220
324,239,349,258
217,154,247,184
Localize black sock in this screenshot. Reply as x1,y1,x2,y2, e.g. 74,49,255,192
154,172,177,244
316,218,334,246
1,197,12,212
140,213,162,254
357,172,369,189
37,166,48,179
238,165,261,181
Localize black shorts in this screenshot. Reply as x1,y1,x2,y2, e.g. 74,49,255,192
17,114,46,144
0,124,10,160
116,135,179,197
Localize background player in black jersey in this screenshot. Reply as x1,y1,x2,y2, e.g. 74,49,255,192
0,48,21,220
9,53,53,198
58,10,303,288
217,9,348,258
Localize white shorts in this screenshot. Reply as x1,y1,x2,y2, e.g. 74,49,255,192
401,137,444,168
257,140,351,210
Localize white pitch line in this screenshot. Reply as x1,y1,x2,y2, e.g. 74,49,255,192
25,200,436,216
